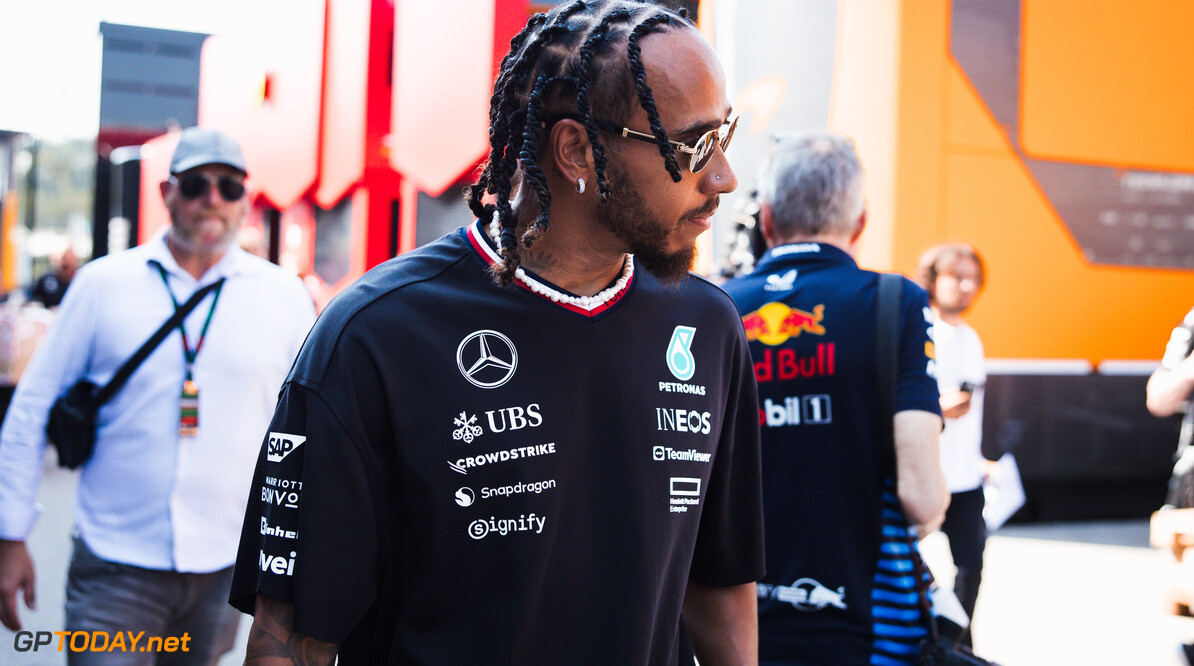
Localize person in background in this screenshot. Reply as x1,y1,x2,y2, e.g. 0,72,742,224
1146,307,1194,665
0,126,316,665
29,247,80,308
917,241,989,644
723,131,948,665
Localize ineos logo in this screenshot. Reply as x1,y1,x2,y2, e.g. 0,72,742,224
456,330,518,389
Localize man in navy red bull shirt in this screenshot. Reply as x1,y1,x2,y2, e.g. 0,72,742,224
723,131,949,665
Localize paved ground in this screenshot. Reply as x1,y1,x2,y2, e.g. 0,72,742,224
1,460,1191,664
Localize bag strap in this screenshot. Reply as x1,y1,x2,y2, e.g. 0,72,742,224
875,273,940,639
93,273,226,406
875,272,901,468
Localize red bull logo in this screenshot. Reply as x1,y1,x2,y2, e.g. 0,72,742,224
741,302,826,346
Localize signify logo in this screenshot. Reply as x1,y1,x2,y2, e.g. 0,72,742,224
467,513,547,540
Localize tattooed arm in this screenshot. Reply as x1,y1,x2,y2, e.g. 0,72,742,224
245,594,339,665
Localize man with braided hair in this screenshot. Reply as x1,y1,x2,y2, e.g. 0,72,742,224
230,1,763,663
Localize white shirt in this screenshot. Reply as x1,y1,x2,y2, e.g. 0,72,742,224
932,318,987,493
0,233,316,572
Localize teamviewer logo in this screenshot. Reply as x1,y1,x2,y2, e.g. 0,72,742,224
653,446,666,461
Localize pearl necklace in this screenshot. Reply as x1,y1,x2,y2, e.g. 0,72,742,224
489,215,634,309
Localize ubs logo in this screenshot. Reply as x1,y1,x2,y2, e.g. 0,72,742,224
457,330,518,389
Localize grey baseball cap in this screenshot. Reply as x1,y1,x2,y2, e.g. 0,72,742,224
169,127,247,175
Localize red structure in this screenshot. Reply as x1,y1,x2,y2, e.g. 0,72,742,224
137,0,527,308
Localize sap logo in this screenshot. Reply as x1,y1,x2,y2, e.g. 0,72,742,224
768,578,848,612
259,550,297,577
485,403,543,433
267,432,306,463
261,486,300,509
764,269,797,292
260,517,297,539
656,408,712,435
760,395,833,427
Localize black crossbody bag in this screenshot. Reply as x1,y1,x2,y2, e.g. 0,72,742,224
46,278,225,469
875,273,998,666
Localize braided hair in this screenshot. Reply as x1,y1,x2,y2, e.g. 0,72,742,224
466,0,695,286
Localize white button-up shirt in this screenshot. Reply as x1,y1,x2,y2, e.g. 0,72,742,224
0,233,316,572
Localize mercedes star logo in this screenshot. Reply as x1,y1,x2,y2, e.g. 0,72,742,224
456,329,518,389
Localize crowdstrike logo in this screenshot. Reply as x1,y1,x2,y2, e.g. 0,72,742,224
456,330,518,389
448,442,558,475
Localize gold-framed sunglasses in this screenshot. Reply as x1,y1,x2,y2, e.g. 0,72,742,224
596,113,738,174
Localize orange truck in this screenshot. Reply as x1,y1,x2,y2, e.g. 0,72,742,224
714,0,1193,520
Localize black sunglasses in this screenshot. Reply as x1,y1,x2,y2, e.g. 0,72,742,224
595,114,738,174
169,173,246,202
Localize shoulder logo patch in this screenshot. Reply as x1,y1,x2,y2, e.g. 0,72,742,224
267,432,307,463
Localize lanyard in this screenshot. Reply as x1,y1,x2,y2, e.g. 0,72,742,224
154,263,224,380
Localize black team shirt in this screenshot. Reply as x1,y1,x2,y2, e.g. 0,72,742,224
230,220,765,665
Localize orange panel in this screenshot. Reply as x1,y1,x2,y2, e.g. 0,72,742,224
1020,0,1194,171
942,68,1194,363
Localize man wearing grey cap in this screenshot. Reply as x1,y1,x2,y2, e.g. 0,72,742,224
0,127,316,664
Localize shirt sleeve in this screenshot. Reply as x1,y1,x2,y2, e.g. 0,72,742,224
896,278,942,416
229,380,379,645
0,266,98,539
688,324,766,586
1160,308,1194,370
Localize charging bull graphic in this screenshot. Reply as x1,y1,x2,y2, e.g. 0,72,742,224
741,302,826,346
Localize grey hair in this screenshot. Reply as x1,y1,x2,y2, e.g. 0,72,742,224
755,131,865,239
